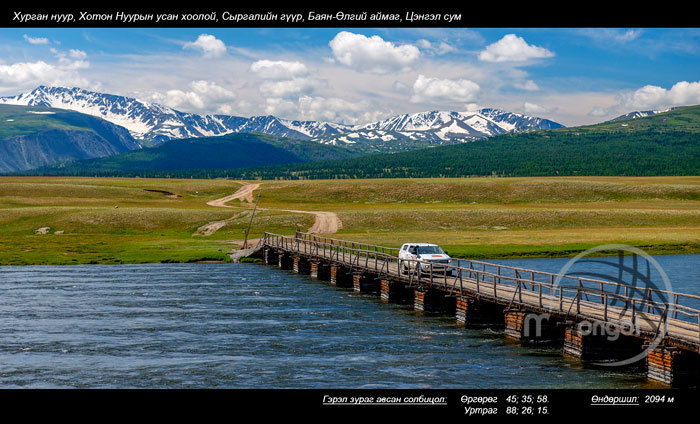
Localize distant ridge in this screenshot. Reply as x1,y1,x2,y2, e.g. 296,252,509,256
0,104,139,173
607,107,678,123
218,105,700,180
14,104,700,178
0,86,564,152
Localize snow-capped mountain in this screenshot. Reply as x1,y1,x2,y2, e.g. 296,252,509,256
235,115,353,140
0,86,352,145
319,109,563,147
607,108,677,123
0,86,564,150
0,86,242,145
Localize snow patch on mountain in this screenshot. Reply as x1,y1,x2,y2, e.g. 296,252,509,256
607,108,675,123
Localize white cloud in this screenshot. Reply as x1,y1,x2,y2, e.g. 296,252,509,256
262,95,371,123
69,49,87,60
251,59,323,103
48,48,89,71
264,97,298,117
616,81,700,110
0,49,90,88
465,103,481,112
410,74,480,104
589,107,608,117
0,61,59,84
250,60,308,80
416,39,456,55
392,80,409,93
523,102,549,114
417,39,431,49
183,34,227,58
329,31,420,74
513,80,540,91
23,34,49,45
259,78,322,99
479,34,554,63
579,28,643,44
152,80,236,113
297,95,373,124
619,29,643,42
190,80,236,101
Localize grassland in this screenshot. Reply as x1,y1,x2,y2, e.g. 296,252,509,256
1,176,699,265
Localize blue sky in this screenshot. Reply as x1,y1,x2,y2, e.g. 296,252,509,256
1,27,699,126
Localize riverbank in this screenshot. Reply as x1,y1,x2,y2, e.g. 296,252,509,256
1,176,699,265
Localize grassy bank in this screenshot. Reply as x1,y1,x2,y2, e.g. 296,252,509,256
1,176,699,265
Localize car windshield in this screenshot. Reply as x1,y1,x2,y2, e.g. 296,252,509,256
417,245,444,255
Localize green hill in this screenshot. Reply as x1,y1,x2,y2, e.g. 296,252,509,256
20,132,359,177
225,105,700,179
0,104,139,172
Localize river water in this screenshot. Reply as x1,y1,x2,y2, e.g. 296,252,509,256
1,254,698,389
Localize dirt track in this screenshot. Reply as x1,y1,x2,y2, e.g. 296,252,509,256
206,183,260,206
193,212,244,236
201,181,342,236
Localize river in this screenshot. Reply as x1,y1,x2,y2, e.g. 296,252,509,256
1,254,698,388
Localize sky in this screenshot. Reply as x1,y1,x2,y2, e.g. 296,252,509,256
1,27,699,127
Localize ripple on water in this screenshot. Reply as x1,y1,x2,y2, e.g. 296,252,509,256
2,260,696,388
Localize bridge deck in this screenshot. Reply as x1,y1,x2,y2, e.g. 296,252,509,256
261,232,700,352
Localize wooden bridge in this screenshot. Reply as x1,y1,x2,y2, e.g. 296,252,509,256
247,231,700,386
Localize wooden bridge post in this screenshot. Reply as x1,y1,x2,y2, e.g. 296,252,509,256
293,255,310,275
310,260,330,280
563,322,643,362
277,251,293,270
380,279,413,304
504,310,563,344
413,288,455,315
645,343,700,386
329,263,353,288
352,272,380,294
455,296,506,328
263,247,278,265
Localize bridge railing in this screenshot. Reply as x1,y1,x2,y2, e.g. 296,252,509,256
436,265,700,338
262,231,700,345
264,231,399,274
293,231,400,257
452,258,700,323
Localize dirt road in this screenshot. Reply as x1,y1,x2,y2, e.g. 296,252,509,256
201,181,342,236
206,182,260,206
193,212,245,236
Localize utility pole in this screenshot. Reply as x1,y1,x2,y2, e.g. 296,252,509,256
243,188,261,249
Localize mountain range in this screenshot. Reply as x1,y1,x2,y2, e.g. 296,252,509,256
2,85,688,176
21,104,700,179
221,105,700,180
0,86,564,151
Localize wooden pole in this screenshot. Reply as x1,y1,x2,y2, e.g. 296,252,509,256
243,188,262,249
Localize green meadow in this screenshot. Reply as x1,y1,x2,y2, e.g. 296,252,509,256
1,176,699,265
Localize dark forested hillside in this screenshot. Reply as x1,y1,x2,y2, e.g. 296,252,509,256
16,132,358,177
222,105,700,179
13,105,700,179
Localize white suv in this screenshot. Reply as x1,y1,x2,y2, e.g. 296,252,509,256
398,243,452,273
